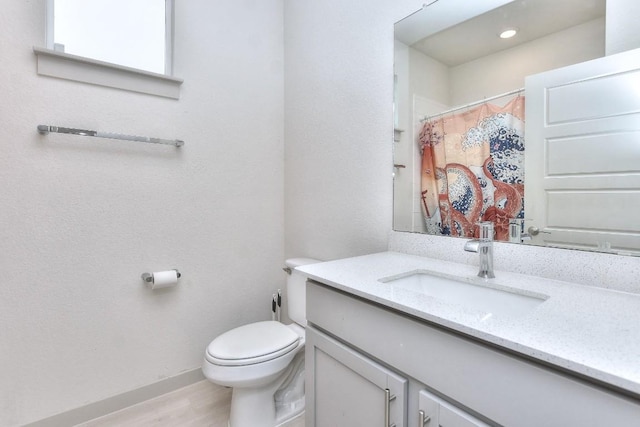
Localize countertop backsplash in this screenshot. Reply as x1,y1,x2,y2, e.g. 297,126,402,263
389,231,640,294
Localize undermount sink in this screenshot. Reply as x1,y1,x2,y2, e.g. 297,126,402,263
379,270,548,320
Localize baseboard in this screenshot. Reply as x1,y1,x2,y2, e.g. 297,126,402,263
24,368,205,427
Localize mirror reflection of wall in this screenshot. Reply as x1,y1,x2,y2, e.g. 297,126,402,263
393,0,640,256
48,0,171,75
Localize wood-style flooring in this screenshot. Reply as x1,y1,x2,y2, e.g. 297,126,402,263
74,380,305,427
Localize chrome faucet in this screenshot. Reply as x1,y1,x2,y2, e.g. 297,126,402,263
464,221,495,279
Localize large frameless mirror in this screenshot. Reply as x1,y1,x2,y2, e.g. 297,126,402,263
393,0,640,256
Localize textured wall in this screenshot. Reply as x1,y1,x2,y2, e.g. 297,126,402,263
0,1,284,425
450,18,605,104
283,0,425,261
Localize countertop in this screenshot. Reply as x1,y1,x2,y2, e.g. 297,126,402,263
297,251,640,397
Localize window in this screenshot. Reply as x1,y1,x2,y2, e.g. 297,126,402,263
47,0,172,75
36,0,181,99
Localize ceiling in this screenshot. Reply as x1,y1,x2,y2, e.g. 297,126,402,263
405,0,605,67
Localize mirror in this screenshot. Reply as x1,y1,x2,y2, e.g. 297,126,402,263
48,0,171,75
393,0,640,255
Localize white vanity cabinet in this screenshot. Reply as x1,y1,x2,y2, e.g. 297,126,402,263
305,280,640,427
306,327,407,427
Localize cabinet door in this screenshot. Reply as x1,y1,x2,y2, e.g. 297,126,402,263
306,327,407,427
419,389,491,427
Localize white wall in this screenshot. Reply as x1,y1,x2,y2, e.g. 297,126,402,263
393,42,449,233
450,18,605,105
284,0,424,261
409,46,450,105
392,41,413,231
0,1,284,425
607,0,640,55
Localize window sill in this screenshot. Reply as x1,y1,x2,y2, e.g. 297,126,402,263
33,47,183,99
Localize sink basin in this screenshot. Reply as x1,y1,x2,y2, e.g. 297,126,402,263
380,271,548,320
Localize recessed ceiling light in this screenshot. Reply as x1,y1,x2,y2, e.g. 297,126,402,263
499,28,518,39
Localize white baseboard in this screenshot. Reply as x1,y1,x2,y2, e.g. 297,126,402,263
24,368,205,427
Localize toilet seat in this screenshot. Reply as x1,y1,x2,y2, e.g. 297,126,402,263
205,321,300,367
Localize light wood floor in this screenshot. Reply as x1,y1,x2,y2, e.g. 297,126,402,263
74,380,305,427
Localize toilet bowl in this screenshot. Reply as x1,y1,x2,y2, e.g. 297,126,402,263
202,258,320,427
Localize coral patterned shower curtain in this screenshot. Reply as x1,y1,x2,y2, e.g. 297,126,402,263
419,96,525,241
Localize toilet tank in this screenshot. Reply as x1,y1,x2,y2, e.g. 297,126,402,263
285,258,321,326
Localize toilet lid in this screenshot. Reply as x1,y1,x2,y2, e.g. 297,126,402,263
205,321,300,366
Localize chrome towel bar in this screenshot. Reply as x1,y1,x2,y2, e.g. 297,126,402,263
37,125,184,147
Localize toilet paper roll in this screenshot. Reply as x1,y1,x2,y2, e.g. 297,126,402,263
149,270,178,290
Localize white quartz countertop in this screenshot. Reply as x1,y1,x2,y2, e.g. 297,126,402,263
297,251,640,396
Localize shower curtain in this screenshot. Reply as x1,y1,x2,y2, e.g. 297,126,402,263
419,96,525,241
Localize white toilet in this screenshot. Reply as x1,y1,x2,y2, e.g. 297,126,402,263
202,258,320,427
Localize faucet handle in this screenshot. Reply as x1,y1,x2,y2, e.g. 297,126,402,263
477,221,494,242
464,239,480,253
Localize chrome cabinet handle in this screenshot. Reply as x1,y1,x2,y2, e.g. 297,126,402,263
419,409,431,426
528,226,551,236
384,388,397,427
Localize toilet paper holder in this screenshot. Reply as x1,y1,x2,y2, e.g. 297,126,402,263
141,269,181,283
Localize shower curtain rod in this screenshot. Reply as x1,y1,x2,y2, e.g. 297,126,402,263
37,125,184,147
420,87,524,123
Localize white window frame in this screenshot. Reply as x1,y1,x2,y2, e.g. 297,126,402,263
37,0,181,99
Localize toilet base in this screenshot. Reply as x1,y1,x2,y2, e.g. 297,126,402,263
228,352,305,427
229,383,277,427
274,352,305,424
275,411,304,427
228,391,305,427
